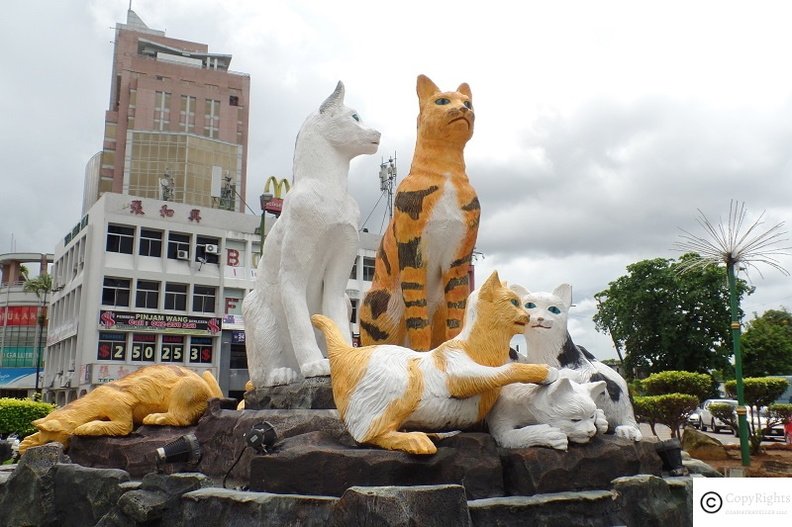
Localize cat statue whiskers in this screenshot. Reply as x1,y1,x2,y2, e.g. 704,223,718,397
243,81,380,387
511,284,643,441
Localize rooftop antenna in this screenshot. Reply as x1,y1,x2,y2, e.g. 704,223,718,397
379,155,397,221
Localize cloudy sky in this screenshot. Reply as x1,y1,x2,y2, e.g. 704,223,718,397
3,1,791,360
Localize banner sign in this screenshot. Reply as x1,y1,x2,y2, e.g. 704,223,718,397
0,306,40,326
98,311,222,335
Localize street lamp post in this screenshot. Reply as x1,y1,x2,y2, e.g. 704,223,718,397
259,192,274,256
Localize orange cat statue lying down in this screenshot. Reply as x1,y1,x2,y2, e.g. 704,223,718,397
313,271,557,455
18,365,223,454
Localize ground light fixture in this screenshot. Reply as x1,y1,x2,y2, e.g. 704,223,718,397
223,422,278,489
155,433,202,468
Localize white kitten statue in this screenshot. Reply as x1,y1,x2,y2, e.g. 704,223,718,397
488,377,609,450
511,284,643,441
243,82,380,387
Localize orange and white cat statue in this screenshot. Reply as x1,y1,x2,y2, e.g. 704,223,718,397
359,74,480,351
312,271,557,455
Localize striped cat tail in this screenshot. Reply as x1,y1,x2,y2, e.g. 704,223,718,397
311,314,352,359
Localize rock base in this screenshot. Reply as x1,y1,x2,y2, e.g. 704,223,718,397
244,376,335,410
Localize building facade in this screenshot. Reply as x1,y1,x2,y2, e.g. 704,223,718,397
44,193,378,404
84,10,250,214
0,253,53,397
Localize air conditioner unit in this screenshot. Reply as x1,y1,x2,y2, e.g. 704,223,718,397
205,244,219,255
177,250,190,260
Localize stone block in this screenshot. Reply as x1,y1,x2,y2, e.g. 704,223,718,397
53,464,130,527
611,474,691,527
250,431,503,499
244,376,336,410
468,490,620,527
330,484,471,527
179,487,337,527
501,435,662,496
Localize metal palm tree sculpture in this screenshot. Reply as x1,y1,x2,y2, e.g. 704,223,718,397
675,200,790,466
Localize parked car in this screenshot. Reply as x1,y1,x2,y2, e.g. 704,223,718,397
698,399,738,433
686,410,702,429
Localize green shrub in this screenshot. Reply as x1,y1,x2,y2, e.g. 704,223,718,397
0,398,55,438
768,403,792,424
641,370,713,401
633,393,698,438
723,377,790,408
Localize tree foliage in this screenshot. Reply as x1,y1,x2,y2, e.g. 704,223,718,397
633,394,698,439
593,253,751,377
640,370,714,402
633,370,712,438
0,398,55,438
720,377,791,454
742,309,792,377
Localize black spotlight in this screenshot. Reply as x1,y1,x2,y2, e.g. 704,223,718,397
156,433,202,466
244,422,277,453
655,438,685,476
222,422,278,489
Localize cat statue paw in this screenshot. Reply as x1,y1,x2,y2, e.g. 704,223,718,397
487,377,608,450
512,284,642,441
243,81,380,388
615,424,643,441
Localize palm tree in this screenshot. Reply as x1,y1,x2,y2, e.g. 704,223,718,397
675,200,790,466
23,273,53,395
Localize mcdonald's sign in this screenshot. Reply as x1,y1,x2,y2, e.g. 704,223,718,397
264,177,290,216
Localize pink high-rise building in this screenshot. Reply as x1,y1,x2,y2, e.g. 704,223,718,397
83,10,250,213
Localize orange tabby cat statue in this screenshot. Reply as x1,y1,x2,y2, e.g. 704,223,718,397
312,271,557,455
359,74,479,351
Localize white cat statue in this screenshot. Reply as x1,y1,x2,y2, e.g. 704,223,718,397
243,82,380,387
511,284,643,441
488,377,609,450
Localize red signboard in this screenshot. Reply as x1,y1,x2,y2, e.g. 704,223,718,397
0,306,40,326
98,311,222,335
264,198,283,215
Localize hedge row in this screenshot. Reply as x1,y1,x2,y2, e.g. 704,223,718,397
0,398,55,438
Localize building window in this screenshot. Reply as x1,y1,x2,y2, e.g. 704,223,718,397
349,259,358,280
204,98,220,138
167,232,190,260
97,332,126,361
161,335,185,362
164,282,188,311
363,257,376,281
136,280,160,309
189,336,213,364
229,95,239,107
139,228,163,257
230,341,247,369
180,95,196,133
102,277,131,307
196,236,220,264
106,224,134,254
193,285,216,313
154,91,171,131
130,333,157,362
350,299,358,324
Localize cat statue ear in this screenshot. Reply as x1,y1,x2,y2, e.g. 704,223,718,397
552,284,572,308
477,271,501,302
320,81,345,115
549,377,575,397
510,284,530,300
416,74,441,101
457,83,472,99
584,380,608,401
